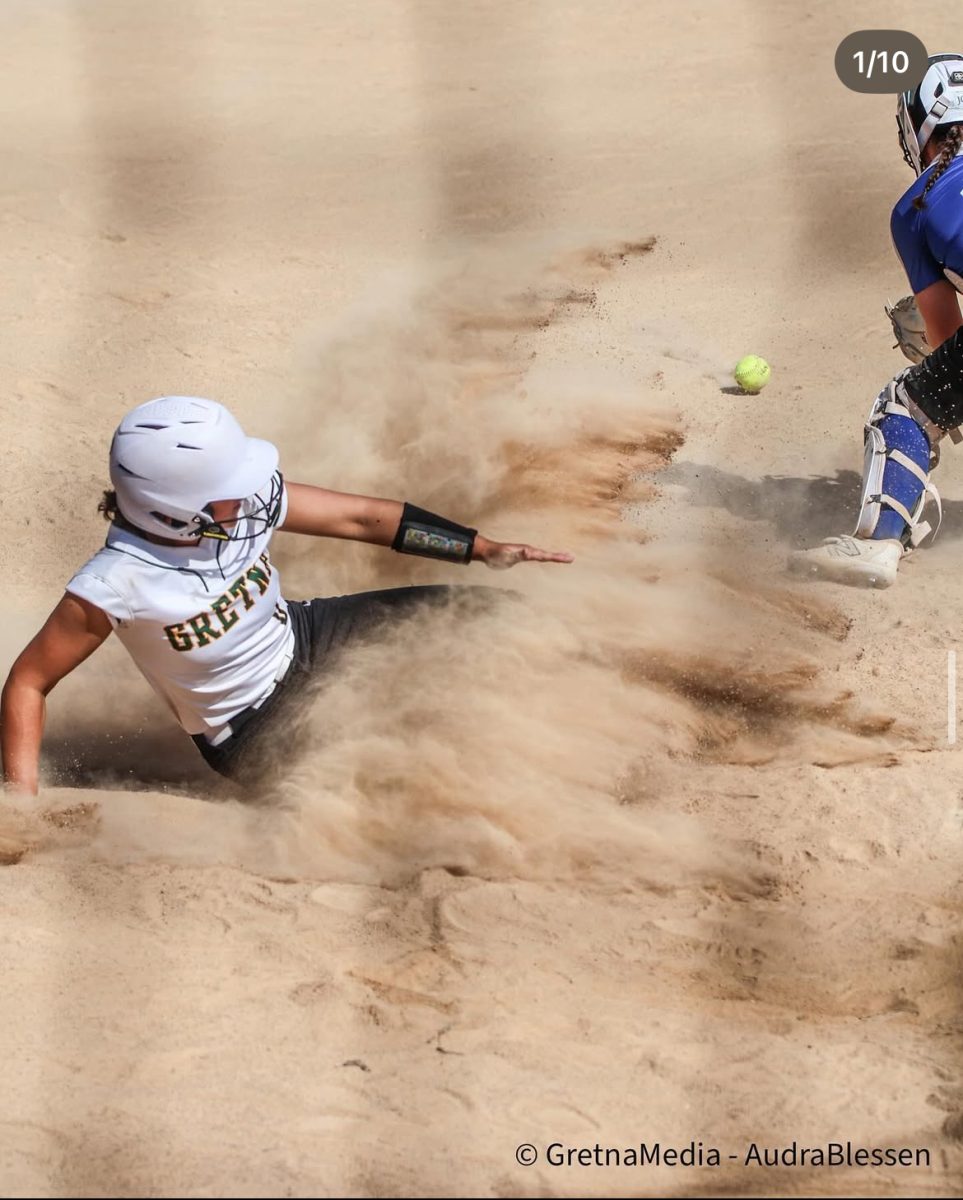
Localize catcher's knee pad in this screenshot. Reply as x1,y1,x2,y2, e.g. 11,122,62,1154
855,388,941,546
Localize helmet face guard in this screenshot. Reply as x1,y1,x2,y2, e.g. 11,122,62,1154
109,396,282,543
194,471,285,543
897,54,963,175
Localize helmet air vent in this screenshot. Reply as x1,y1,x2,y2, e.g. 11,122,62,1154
116,462,149,479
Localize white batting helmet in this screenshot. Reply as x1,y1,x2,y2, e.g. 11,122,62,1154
109,396,281,541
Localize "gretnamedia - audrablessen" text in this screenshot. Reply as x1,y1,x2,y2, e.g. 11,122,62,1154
543,1141,930,1168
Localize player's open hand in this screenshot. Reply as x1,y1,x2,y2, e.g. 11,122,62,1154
474,537,574,570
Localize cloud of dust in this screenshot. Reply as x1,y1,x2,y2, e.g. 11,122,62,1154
229,239,898,888
10,238,900,888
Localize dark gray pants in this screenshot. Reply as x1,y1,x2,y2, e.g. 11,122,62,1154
192,585,490,782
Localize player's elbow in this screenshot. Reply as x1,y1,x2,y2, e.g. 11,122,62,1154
3,653,62,703
2,667,47,708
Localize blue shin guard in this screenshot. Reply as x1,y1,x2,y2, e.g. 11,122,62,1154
855,388,940,546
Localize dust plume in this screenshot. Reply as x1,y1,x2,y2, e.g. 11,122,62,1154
61,239,901,888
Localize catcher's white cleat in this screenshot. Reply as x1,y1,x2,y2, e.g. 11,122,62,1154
788,535,903,589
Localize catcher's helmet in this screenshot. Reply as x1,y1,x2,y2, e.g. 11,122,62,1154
108,396,282,542
897,53,963,175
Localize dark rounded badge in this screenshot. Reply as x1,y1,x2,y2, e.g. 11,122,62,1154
835,31,929,94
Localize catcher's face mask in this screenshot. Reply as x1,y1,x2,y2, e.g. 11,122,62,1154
897,54,963,175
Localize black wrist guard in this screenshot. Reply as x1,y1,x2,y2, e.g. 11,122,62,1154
391,503,477,564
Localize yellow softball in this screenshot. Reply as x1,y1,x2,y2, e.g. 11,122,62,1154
733,354,771,393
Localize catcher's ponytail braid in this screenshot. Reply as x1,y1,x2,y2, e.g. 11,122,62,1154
913,123,963,211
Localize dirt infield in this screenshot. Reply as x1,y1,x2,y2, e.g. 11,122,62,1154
1,2,962,1195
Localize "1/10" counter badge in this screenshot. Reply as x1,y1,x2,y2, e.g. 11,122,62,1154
835,31,928,93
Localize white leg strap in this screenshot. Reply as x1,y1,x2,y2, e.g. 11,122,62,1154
887,448,929,486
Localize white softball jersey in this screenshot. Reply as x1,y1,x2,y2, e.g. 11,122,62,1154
65,490,295,736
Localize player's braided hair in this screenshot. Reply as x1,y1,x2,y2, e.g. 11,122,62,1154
913,122,963,210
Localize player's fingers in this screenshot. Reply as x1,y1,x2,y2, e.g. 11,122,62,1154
522,546,574,563
484,543,575,569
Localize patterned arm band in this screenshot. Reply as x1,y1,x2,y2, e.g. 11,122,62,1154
391,502,477,564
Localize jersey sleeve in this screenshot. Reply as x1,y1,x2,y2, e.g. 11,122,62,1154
65,571,134,629
891,201,944,293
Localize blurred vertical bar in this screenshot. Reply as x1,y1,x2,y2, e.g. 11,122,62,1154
408,0,553,237
70,0,215,248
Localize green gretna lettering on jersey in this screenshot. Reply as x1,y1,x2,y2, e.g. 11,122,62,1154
246,560,270,595
186,611,220,647
228,578,255,610
164,553,275,652
211,595,239,631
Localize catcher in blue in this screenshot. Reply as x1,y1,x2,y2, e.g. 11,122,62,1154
0,396,573,795
791,54,963,588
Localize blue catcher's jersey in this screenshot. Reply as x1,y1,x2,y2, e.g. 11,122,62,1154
891,154,963,294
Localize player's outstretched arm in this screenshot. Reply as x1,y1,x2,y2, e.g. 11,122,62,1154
280,482,573,569
1,594,112,796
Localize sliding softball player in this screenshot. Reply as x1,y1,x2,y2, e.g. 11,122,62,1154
1,396,572,793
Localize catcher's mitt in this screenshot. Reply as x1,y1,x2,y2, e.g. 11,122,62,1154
885,294,931,364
